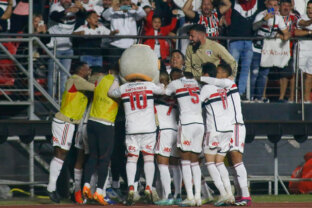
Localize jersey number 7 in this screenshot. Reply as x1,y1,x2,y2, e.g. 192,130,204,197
188,88,199,104
129,91,147,110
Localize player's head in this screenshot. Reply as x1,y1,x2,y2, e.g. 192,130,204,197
217,63,232,78
170,50,185,69
72,61,91,79
308,0,312,19
188,24,206,49
86,11,98,26
202,62,217,78
152,15,162,30
170,68,183,81
183,71,194,79
159,70,170,86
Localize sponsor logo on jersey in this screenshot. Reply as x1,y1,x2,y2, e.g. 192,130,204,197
206,50,213,56
145,145,152,150
163,147,171,153
212,142,219,146
128,145,136,152
183,140,191,146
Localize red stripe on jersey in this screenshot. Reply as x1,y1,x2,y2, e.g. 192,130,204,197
231,84,237,88
209,92,221,98
176,87,200,94
121,90,153,98
262,25,278,29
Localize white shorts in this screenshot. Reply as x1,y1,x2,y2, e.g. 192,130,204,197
74,122,89,154
125,132,156,156
177,123,204,154
229,124,246,154
155,129,179,158
52,118,75,151
203,130,232,156
298,52,312,74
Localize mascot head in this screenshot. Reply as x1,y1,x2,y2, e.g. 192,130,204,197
119,44,160,83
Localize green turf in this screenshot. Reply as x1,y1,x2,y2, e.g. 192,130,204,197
252,194,312,203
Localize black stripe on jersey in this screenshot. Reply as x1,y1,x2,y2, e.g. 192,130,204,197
230,94,238,124
176,91,199,99
155,100,177,108
209,105,233,133
203,97,222,106
122,95,154,103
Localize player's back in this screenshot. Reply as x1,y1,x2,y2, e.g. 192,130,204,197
155,97,178,130
166,77,203,125
120,82,160,134
201,84,232,132
227,83,244,125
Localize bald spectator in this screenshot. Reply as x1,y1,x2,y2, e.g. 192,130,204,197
185,24,237,80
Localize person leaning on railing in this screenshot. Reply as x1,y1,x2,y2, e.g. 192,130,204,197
184,24,237,81
294,0,312,103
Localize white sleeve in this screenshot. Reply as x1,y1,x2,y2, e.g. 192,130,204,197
277,15,287,31
254,11,265,23
199,85,211,102
102,7,114,21
200,77,233,88
49,3,63,14
74,25,85,33
165,82,176,96
134,7,146,21
108,78,121,98
151,83,165,95
99,25,111,35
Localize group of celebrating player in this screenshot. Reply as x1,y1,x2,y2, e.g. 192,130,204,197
46,58,251,207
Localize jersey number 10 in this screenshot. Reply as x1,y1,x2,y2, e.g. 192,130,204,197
129,91,148,110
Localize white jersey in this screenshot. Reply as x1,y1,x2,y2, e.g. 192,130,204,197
116,82,165,134
227,82,244,125
82,2,104,16
155,97,178,130
74,24,110,35
166,77,203,125
297,14,312,54
200,84,232,132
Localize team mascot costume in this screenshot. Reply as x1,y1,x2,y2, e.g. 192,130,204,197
119,44,160,83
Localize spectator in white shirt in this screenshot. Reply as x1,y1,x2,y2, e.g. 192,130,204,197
73,11,119,67
102,0,146,64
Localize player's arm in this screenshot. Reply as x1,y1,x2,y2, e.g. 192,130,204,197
152,83,166,95
182,0,196,19
108,77,121,98
298,18,312,28
199,85,211,103
200,77,233,88
165,81,176,96
75,78,95,91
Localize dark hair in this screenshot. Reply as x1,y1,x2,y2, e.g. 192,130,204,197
86,10,97,19
170,68,183,80
218,63,232,77
171,49,185,61
152,15,162,21
202,62,217,78
160,70,169,82
72,61,88,74
189,24,206,34
183,71,194,79
279,0,291,4
308,0,312,5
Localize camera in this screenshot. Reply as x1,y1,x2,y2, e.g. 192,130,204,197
120,5,131,11
267,8,275,14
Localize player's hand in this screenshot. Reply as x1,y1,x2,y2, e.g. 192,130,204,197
172,9,179,15
110,30,119,35
75,0,83,9
131,3,138,10
37,25,47,33
263,12,274,21
228,76,235,81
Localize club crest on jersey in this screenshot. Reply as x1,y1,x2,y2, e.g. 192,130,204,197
206,50,213,56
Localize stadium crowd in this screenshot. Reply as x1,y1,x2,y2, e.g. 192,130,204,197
1,0,312,207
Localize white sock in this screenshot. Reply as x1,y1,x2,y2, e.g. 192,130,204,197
47,157,64,192
90,172,98,194
102,174,110,197
216,162,232,196
181,160,194,199
112,180,120,189
234,162,250,198
170,165,182,198
144,157,155,188
191,162,201,199
126,161,137,187
134,181,138,192
230,166,241,197
74,168,83,192
158,164,171,199
206,162,227,196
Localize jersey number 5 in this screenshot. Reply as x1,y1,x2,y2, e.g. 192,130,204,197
129,91,147,110
188,88,199,104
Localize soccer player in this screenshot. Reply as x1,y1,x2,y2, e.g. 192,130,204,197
154,71,182,205
165,71,204,206
108,77,165,205
201,63,251,206
200,63,235,206
47,62,95,203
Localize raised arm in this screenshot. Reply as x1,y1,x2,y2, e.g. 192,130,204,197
182,0,196,19
200,77,233,88
219,0,232,15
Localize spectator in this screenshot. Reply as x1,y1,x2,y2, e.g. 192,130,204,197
0,0,13,32
227,0,264,100
293,0,309,15
100,0,112,28
82,0,104,16
10,0,28,33
143,14,177,60
185,24,237,80
182,0,231,37
168,49,185,73
294,0,312,103
47,0,86,97
251,0,290,102
270,0,298,103
102,0,146,64
73,11,119,67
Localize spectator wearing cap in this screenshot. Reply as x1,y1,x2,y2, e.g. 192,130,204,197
182,0,231,37
251,0,290,102
47,0,86,97
185,24,237,80
227,0,264,100
294,0,312,103
102,0,146,64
